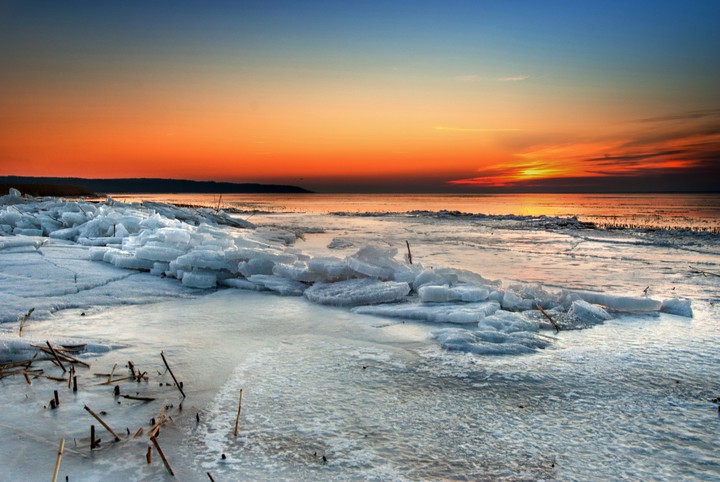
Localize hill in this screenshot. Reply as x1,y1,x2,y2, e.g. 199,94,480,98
0,176,312,195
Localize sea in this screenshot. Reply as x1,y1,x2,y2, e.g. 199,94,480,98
109,192,720,232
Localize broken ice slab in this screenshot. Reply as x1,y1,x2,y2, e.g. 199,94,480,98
354,301,500,324
304,278,411,307
571,290,661,312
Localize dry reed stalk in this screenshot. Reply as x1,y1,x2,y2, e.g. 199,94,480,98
690,265,720,277
101,375,134,385
90,425,96,449
133,427,144,438
233,389,244,436
31,346,90,368
207,472,216,482
45,341,66,373
121,394,156,402
108,363,117,384
51,438,64,482
537,305,561,333
160,351,186,399
83,405,121,442
146,446,152,464
18,307,34,337
150,436,175,476
149,414,166,438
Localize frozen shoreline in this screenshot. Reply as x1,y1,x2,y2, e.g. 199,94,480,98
1,190,719,480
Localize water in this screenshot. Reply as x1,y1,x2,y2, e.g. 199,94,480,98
108,192,720,232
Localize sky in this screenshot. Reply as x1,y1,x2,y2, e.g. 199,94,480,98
1,0,719,193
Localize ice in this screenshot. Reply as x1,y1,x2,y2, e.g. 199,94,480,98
307,256,355,281
355,300,500,324
418,284,490,303
182,270,218,289
568,299,613,324
304,278,411,307
247,274,307,295
660,298,693,317
345,245,418,281
572,290,662,312
0,190,719,481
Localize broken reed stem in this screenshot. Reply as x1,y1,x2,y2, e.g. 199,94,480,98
121,394,156,402
160,351,186,399
233,388,244,436
45,341,66,373
90,425,96,449
150,436,175,476
146,446,152,465
405,240,413,265
83,405,121,442
108,363,117,384
100,375,136,385
30,346,90,368
51,438,65,482
537,304,561,333
207,472,216,482
18,307,34,337
149,414,166,438
689,265,720,277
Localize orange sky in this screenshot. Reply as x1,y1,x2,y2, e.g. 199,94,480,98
1,2,719,192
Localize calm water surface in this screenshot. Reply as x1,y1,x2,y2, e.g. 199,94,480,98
110,193,720,230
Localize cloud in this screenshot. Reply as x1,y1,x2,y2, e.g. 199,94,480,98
497,75,528,82
453,75,528,82
635,108,720,123
435,126,520,132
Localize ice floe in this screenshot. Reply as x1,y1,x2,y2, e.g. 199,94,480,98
0,189,694,357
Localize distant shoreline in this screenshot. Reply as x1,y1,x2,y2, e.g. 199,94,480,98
0,176,312,196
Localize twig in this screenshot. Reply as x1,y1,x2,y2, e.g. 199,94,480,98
160,351,185,399
51,438,64,482
207,472,216,482
146,446,152,464
537,304,561,333
31,345,90,368
149,414,166,438
45,341,66,373
690,265,720,277
233,388,244,436
101,375,135,385
150,436,175,476
108,363,117,384
405,240,413,265
121,394,156,402
18,307,34,337
83,405,121,442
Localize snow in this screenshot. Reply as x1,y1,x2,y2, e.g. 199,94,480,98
1,189,718,481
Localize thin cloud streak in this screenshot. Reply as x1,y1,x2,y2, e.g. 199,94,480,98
453,75,528,82
449,109,720,190
435,126,521,132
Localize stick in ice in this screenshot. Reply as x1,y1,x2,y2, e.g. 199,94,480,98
233,388,244,436
161,351,186,399
51,438,64,482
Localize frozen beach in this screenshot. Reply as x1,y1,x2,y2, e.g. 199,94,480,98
1,190,719,481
